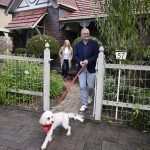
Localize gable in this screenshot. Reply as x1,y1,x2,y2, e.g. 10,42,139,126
16,0,53,12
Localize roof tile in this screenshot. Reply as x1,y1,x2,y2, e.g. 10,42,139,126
57,0,78,10
0,0,11,7
6,8,47,30
59,0,105,20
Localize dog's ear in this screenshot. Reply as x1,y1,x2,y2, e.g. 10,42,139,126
39,116,44,125
46,111,53,114
39,112,47,125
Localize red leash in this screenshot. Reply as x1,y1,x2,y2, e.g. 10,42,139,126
56,65,84,106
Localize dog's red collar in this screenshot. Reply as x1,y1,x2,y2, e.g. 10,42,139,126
42,124,52,134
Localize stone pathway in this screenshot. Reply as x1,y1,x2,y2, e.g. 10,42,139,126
53,81,81,113
53,81,94,119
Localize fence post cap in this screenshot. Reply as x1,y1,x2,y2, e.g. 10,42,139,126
99,46,104,52
45,43,50,48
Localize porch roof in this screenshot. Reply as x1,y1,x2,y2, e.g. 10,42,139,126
6,8,47,30
59,0,105,21
57,0,78,10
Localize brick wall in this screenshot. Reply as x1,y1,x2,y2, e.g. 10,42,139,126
45,7,73,46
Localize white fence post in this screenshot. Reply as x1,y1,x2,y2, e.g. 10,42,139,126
94,46,105,120
115,60,122,120
43,43,50,111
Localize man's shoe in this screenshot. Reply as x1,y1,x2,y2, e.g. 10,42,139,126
80,105,87,112
63,78,67,82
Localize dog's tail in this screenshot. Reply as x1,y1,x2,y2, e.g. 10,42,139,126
67,113,84,122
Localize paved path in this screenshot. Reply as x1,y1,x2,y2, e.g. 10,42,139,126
53,82,81,113
0,106,150,150
53,81,95,119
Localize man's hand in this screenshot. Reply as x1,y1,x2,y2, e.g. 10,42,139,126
80,61,85,67
84,60,88,65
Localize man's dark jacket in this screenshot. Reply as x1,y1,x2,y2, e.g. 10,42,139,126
74,39,99,73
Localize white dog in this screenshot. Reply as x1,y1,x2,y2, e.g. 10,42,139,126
39,111,84,150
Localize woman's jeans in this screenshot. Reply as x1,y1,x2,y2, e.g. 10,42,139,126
62,59,69,78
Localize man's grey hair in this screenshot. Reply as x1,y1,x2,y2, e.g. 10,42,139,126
81,28,90,34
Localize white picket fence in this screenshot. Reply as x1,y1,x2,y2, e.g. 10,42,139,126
94,47,150,121
0,43,51,111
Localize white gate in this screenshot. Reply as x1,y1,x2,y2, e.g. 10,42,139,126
94,47,150,121
0,43,51,111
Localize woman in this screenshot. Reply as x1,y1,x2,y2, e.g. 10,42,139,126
59,40,73,81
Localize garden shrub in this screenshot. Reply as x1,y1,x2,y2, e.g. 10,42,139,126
127,88,150,132
104,75,117,101
50,74,64,99
0,60,64,105
129,109,150,132
15,48,27,55
26,35,60,58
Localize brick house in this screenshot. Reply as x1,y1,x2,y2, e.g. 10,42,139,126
0,0,11,34
5,0,105,49
0,0,12,54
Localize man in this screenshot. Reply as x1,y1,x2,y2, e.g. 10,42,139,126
74,28,99,111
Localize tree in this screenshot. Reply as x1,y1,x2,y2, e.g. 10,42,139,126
96,0,150,53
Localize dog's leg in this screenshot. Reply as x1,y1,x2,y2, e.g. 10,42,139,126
66,125,71,136
62,116,71,136
63,124,71,136
41,130,53,150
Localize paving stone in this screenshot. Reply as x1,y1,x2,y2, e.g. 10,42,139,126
126,136,142,146
95,136,103,145
0,146,8,150
87,125,100,143
83,142,101,150
102,141,111,150
119,133,127,145
111,144,127,150
142,146,150,150
142,134,150,146
46,140,59,149
75,141,85,150
6,148,17,150
110,142,120,150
